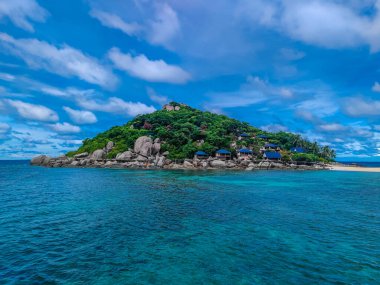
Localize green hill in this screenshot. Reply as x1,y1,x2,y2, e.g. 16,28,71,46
67,102,335,162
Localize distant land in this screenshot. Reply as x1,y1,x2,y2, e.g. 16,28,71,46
30,102,335,171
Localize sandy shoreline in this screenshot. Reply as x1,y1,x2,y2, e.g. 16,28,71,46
331,165,380,173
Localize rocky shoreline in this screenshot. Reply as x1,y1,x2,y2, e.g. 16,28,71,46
30,137,330,171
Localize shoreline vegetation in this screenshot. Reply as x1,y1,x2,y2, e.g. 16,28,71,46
31,102,341,171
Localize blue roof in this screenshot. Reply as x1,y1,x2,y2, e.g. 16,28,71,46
265,143,278,148
239,148,252,154
258,135,268,139
240,133,250,137
216,149,231,154
195,151,208,156
290,147,306,153
264,152,282,159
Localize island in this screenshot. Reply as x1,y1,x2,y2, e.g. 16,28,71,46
31,102,335,170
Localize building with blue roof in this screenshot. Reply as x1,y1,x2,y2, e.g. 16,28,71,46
194,151,209,159
263,151,282,160
238,133,250,140
216,149,231,159
257,135,269,140
238,148,253,159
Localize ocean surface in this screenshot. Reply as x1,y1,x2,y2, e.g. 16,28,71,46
0,161,379,285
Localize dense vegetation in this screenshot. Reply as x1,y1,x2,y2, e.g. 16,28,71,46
67,102,335,162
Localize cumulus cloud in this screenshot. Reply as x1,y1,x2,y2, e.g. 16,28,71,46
148,3,180,48
0,0,48,32
147,87,169,105
345,97,380,117
90,9,142,36
372,82,380,92
6,99,59,122
63,106,97,124
0,122,11,139
108,48,190,84
76,96,156,117
0,33,117,88
49,122,81,134
319,123,348,132
240,0,380,52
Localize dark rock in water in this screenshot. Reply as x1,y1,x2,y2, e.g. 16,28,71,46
31,155,49,165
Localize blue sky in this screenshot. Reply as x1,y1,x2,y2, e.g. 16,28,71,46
0,0,380,161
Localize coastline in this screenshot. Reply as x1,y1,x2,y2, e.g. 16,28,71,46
330,165,380,173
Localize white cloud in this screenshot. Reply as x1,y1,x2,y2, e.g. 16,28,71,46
344,141,365,151
63,106,97,124
148,3,180,48
319,123,347,132
261,124,288,133
0,72,15,82
345,97,380,116
108,48,190,84
0,0,48,32
90,9,142,36
0,122,11,139
372,82,380,92
77,96,156,117
6,99,58,122
147,87,169,105
49,122,81,134
295,96,338,117
206,75,295,110
240,0,380,52
0,33,117,88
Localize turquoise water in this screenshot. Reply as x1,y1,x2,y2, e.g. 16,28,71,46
0,161,379,284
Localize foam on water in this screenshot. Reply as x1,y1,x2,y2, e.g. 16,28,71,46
0,161,379,284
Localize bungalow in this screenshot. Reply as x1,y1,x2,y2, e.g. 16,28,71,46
238,148,253,159
195,151,209,159
263,151,282,161
216,149,231,160
257,135,269,140
290,147,306,153
238,133,250,140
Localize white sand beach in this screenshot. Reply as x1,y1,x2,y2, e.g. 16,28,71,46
331,165,380,173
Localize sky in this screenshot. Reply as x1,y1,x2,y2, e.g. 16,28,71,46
0,0,380,161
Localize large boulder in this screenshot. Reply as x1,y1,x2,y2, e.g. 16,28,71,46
134,136,153,158
152,138,161,155
156,156,166,167
74,152,88,159
183,160,194,168
105,141,114,152
210,160,226,168
91,149,106,160
31,155,47,165
134,136,153,154
116,151,133,161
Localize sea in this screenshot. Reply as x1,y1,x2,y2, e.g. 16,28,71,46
0,160,379,284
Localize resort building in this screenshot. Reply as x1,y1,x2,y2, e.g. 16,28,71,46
290,147,306,153
261,143,280,153
195,151,209,159
216,149,231,160
238,148,253,159
257,135,269,141
263,151,282,161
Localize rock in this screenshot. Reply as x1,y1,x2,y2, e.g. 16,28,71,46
183,160,194,168
134,136,153,157
31,155,47,165
174,106,180,111
226,162,237,168
156,156,166,167
104,161,115,167
41,156,52,166
162,151,169,156
240,160,251,167
137,155,148,161
91,149,106,160
116,151,133,161
71,160,80,166
152,138,161,155
79,159,88,166
210,160,226,168
201,161,208,168
74,152,88,159
106,141,114,152
163,104,174,111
